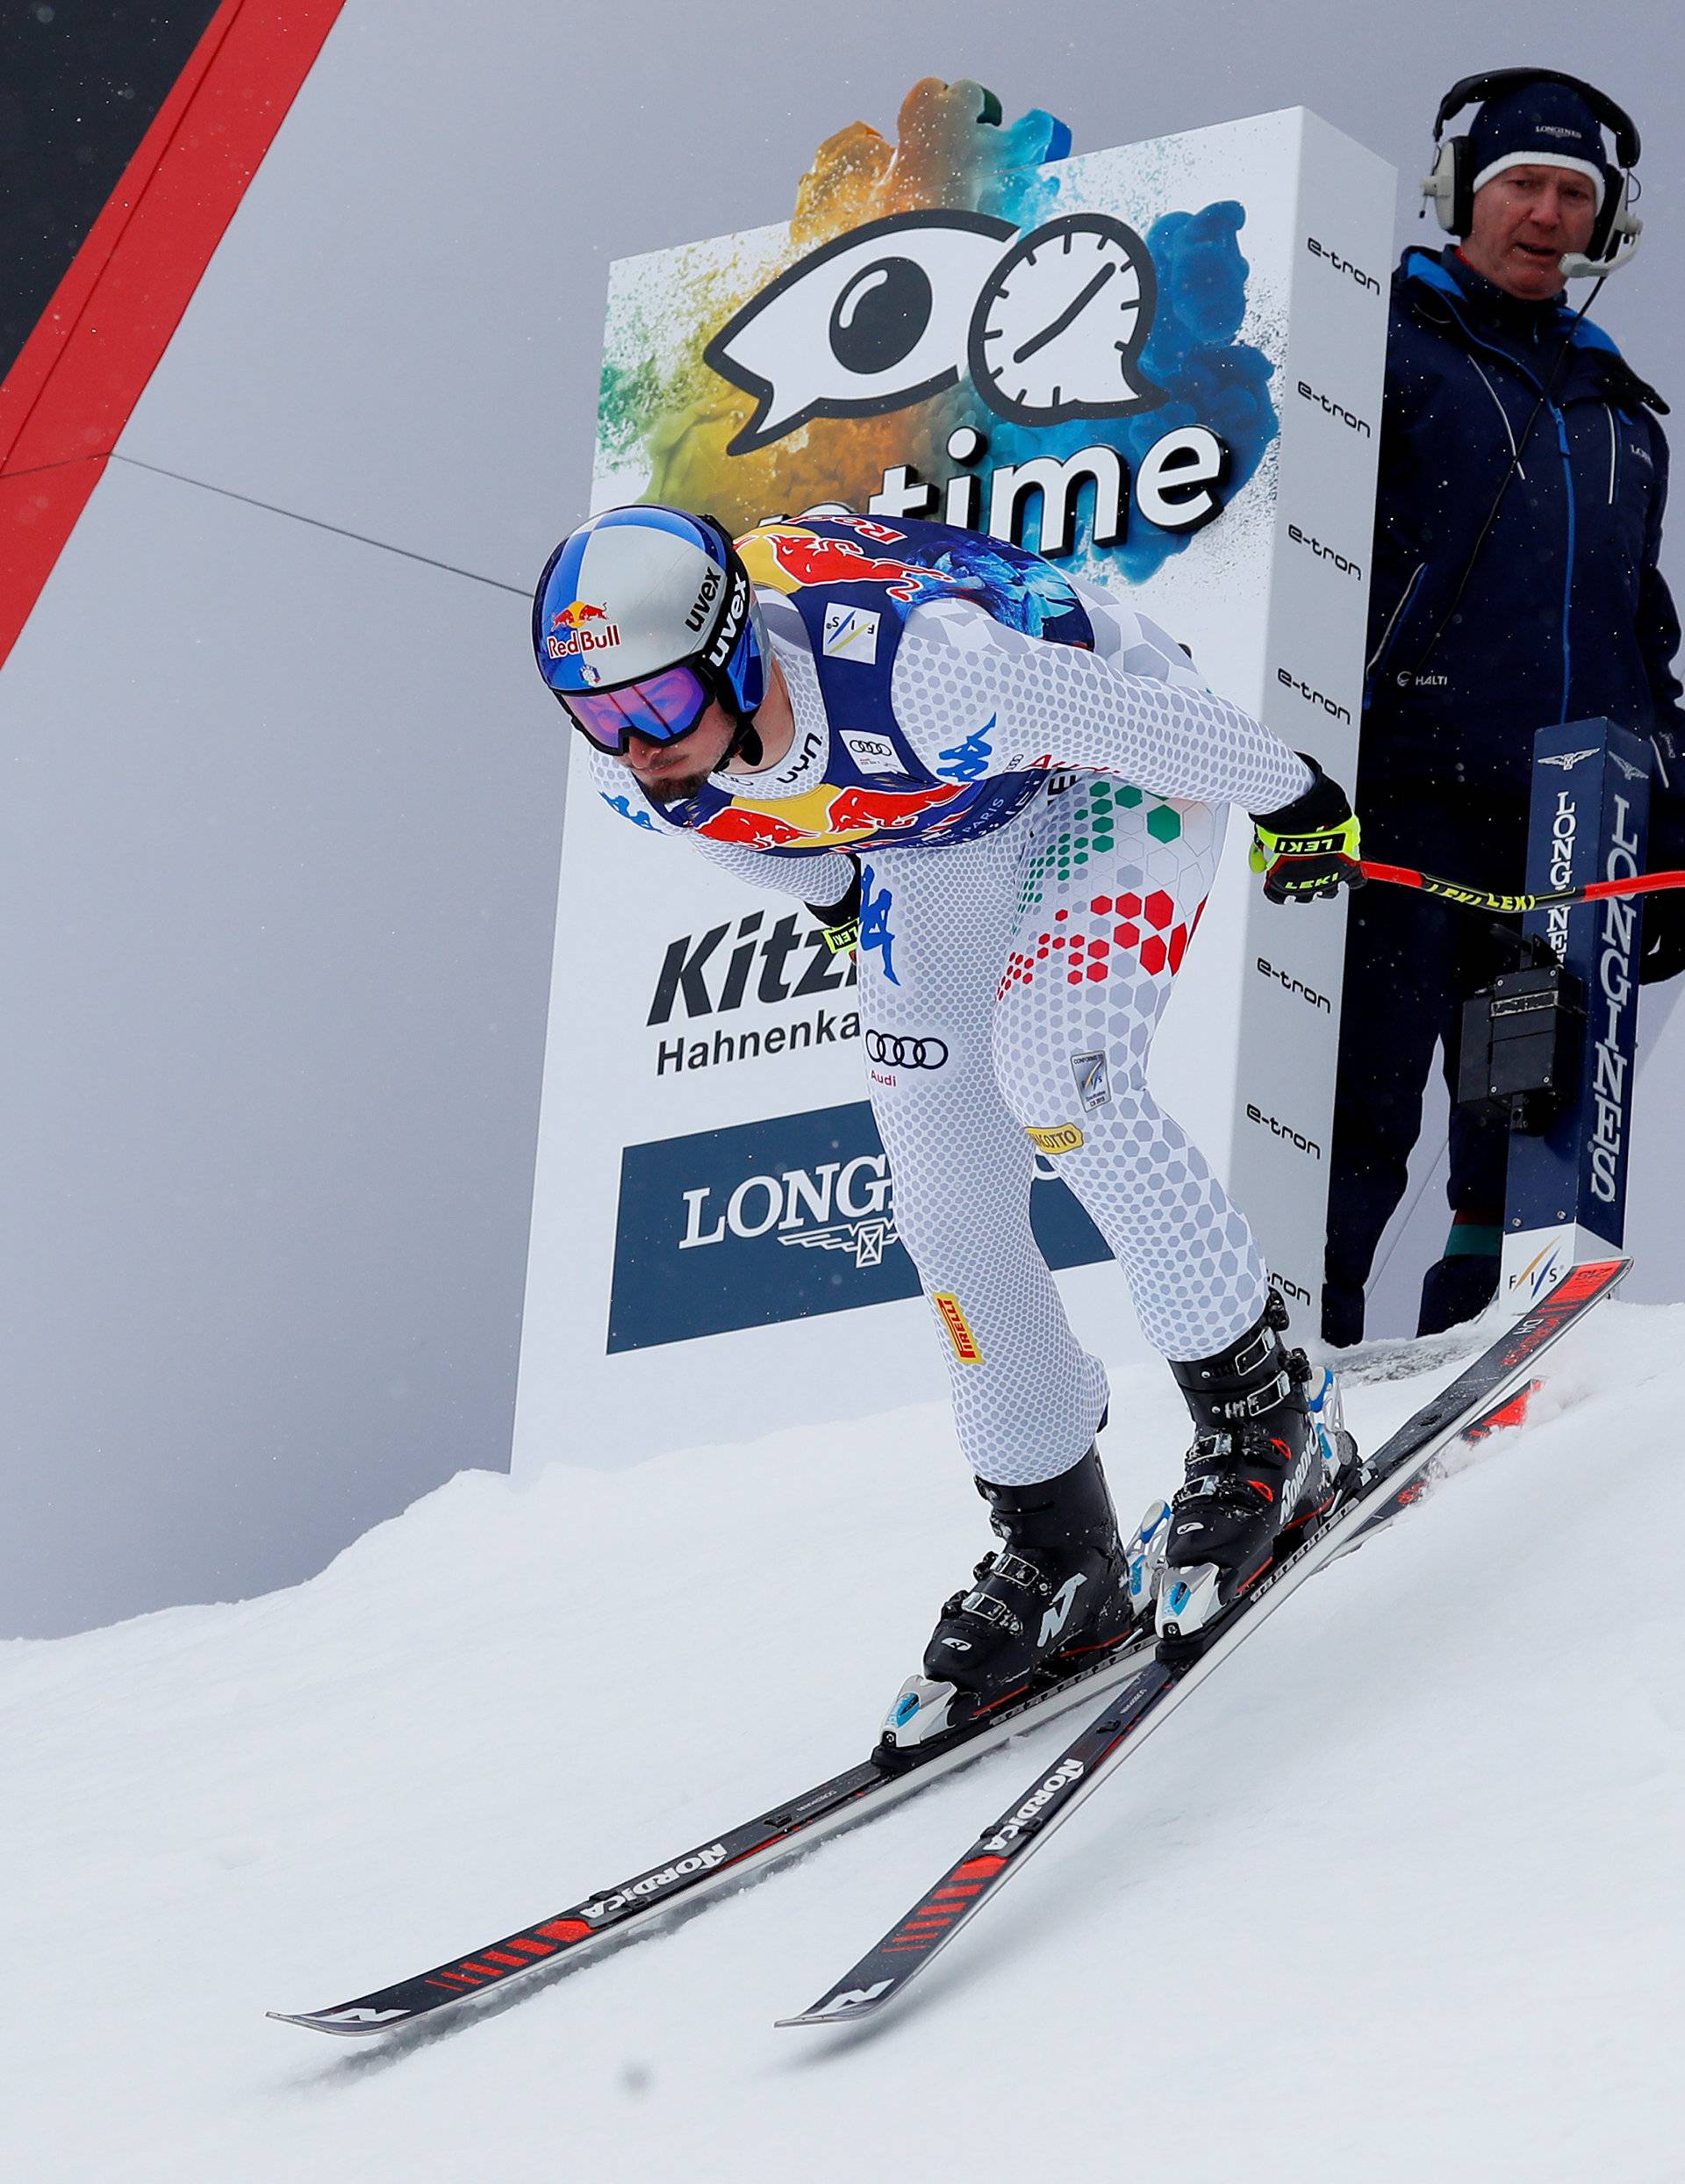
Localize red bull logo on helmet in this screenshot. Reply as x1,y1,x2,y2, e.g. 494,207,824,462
546,600,621,663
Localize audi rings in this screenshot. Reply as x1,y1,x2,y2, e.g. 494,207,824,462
864,1031,950,1069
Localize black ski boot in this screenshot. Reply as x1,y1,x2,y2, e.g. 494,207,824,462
1156,1293,1353,1656
877,1446,1144,1764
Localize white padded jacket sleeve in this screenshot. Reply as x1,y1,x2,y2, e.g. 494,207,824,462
890,594,1313,814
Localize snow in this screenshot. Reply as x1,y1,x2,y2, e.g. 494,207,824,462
4,1301,1681,2184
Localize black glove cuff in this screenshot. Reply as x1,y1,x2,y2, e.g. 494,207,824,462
805,856,861,930
1252,752,1354,832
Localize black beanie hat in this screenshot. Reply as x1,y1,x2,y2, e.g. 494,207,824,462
1466,79,1616,208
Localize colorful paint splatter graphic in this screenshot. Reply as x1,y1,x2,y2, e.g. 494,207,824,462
595,79,1280,587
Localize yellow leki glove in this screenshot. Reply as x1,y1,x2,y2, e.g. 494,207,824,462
1250,756,1364,904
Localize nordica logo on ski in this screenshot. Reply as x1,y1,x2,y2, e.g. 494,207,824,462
981,1758,1086,1853
579,1844,731,1921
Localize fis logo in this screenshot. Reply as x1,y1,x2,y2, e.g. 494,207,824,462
1070,1051,1111,1111
821,602,881,661
1508,1238,1568,1302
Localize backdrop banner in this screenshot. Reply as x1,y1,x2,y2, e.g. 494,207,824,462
514,92,1392,1472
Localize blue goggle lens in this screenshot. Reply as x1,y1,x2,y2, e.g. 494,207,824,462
560,665,712,753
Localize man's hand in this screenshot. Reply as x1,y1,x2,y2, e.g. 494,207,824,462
1250,756,1364,904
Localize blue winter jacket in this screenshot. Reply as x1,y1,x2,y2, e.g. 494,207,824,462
1361,246,1684,842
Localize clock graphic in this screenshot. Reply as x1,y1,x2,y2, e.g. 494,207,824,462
967,212,1166,427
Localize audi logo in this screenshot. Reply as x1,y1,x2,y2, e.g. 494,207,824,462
865,1031,950,1069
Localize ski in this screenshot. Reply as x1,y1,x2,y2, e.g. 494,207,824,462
778,1259,1626,2030
269,1290,1596,2042
266,1622,1158,2037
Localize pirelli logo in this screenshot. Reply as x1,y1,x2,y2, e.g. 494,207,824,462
1026,1123,1084,1156
934,1293,984,1363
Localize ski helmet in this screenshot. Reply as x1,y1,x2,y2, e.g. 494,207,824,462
532,505,767,754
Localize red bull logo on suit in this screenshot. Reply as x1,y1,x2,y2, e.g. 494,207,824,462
736,524,958,605
694,778,972,853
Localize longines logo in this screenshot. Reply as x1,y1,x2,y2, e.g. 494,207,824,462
680,1151,898,1268
608,1101,1114,1353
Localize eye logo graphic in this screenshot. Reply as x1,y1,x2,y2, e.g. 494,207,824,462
706,209,1165,456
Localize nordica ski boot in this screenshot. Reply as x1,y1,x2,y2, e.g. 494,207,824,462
1155,1292,1355,1657
877,1447,1164,1765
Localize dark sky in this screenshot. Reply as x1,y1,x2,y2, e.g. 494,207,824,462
0,2,220,378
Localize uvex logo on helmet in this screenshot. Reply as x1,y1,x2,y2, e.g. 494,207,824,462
700,568,750,672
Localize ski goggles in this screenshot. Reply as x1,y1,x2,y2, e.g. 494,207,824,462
558,663,713,754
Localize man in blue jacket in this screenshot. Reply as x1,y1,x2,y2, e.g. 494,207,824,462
1323,71,1685,1346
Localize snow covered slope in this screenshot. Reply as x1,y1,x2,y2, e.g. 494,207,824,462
4,1303,1681,2184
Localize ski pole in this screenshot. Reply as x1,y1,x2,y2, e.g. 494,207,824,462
1358,859,1685,916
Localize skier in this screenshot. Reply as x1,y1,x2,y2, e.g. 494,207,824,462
534,505,1363,1737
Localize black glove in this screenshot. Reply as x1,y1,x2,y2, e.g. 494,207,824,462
805,856,861,955
1250,756,1365,905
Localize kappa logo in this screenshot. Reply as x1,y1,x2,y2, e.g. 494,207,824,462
1540,748,1599,772
822,602,881,662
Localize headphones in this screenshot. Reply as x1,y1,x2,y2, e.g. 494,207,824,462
1422,68,1643,277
